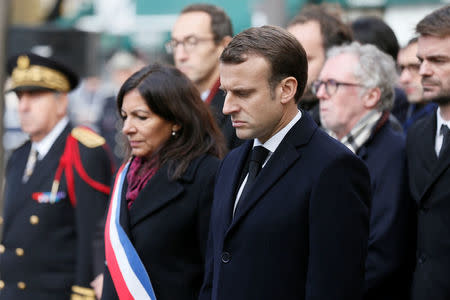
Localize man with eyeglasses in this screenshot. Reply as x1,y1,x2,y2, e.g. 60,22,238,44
315,42,415,300
168,3,241,150
398,37,437,132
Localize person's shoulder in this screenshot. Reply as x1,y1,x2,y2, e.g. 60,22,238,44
410,112,434,133
193,153,221,171
310,127,354,159
70,126,112,169
71,126,107,149
7,140,30,166
374,120,406,148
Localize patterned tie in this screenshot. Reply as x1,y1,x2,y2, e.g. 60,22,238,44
235,146,269,214
439,124,450,158
22,147,38,183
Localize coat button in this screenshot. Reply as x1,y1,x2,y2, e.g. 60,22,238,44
15,248,24,256
0,244,5,254
419,206,429,214
30,215,39,225
17,281,26,290
0,280,4,289
418,253,427,264
221,252,231,263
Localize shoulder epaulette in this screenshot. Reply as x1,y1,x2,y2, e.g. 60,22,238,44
71,127,105,148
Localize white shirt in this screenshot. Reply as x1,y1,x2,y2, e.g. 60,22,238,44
233,110,302,214
201,90,210,102
435,108,450,156
33,117,69,160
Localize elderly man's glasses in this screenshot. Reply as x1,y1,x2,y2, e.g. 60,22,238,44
312,79,364,96
165,35,215,54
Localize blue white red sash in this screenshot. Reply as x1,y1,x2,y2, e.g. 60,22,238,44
105,162,157,300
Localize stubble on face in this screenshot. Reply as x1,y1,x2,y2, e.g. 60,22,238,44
418,35,450,103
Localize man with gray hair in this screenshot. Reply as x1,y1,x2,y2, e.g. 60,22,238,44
314,41,414,300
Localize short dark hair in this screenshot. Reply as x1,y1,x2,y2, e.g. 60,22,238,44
220,25,308,103
416,5,450,38
351,16,400,61
117,63,226,179
287,4,353,51
181,3,233,43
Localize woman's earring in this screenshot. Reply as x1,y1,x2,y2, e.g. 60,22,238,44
171,130,177,137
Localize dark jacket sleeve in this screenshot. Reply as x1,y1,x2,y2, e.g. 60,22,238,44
72,142,113,297
306,153,371,300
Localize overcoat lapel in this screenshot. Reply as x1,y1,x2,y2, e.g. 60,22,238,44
226,113,317,234
420,114,450,203
416,114,443,204
128,163,184,228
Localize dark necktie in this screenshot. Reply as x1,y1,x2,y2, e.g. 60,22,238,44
235,146,269,213
439,124,450,158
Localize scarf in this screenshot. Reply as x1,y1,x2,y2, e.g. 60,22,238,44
126,157,158,209
326,110,382,154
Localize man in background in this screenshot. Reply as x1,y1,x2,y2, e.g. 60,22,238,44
287,4,353,124
407,5,450,300
168,3,241,150
397,37,437,131
316,42,414,300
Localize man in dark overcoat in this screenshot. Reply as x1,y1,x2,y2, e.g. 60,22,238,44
407,5,450,300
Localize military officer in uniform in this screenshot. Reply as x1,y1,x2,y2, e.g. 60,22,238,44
0,53,114,299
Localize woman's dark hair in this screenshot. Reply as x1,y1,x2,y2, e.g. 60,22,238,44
117,63,226,180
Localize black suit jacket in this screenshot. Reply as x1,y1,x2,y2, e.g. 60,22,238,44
200,112,371,300
209,87,242,151
0,124,112,300
101,154,219,300
407,110,450,300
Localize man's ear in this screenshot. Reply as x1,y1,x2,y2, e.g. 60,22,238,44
219,36,233,49
279,77,298,104
363,87,381,109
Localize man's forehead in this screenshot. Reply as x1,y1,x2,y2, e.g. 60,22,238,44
398,44,418,61
221,63,271,91
172,11,212,37
322,53,356,74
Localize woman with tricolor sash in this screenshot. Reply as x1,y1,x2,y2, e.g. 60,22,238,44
101,63,226,300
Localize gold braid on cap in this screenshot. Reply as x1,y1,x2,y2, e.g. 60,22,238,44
11,55,71,92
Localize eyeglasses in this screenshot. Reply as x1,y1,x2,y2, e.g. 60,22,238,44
311,79,364,96
165,35,215,54
398,63,420,75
